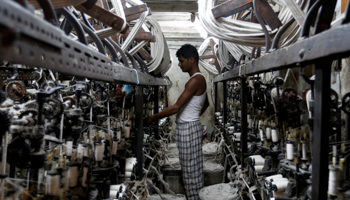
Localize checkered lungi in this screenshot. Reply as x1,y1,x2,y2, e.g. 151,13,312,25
176,120,204,200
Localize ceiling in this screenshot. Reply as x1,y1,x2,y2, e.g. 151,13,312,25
142,0,226,12
142,0,202,12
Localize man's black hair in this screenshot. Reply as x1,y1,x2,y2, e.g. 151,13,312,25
176,44,199,64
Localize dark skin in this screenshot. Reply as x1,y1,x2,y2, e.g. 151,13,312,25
144,56,209,126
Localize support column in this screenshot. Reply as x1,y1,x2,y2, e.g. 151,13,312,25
240,77,248,168
214,83,218,112
223,81,227,136
312,59,331,200
135,86,144,180
153,86,159,140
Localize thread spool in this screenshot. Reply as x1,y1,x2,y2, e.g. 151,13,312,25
109,190,120,199
77,144,84,161
143,134,149,143
125,171,132,178
228,126,235,131
250,155,265,165
83,146,88,157
234,133,241,141
125,157,137,172
61,169,69,191
272,178,289,192
259,129,264,142
328,166,339,196
112,140,118,155
124,125,131,138
248,115,252,129
286,142,294,161
265,174,283,183
302,142,307,160
110,184,125,192
68,164,79,188
266,126,271,140
95,143,104,162
271,128,279,143
81,166,89,187
66,141,73,156
117,129,121,140
254,165,264,172
46,171,60,196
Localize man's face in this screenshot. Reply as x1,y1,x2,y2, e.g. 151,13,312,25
178,56,191,72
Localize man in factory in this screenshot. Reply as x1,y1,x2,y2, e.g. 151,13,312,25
144,44,209,200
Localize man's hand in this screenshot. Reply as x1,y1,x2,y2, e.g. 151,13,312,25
143,116,155,126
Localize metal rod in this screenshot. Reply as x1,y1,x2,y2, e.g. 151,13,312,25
0,131,8,200
312,58,331,200
135,86,144,180
310,1,336,199
215,82,218,112
153,86,159,140
240,77,248,168
223,81,227,136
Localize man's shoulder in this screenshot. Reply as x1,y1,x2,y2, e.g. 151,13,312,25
187,75,206,90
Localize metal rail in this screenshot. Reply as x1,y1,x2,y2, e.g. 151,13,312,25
0,0,171,86
213,22,350,83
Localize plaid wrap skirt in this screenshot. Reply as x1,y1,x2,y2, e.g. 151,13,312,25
176,120,204,200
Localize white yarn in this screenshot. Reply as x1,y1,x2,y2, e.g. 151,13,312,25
272,128,279,143
259,129,264,142
250,155,265,165
46,173,60,196
95,143,104,162
112,141,118,155
266,126,272,140
302,142,307,160
328,167,339,196
121,11,148,52
197,0,308,73
68,165,79,188
286,142,294,160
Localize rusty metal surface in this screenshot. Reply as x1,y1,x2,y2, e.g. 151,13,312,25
124,4,148,17
125,4,149,21
213,23,350,82
255,0,282,30
137,48,153,63
27,0,88,9
121,31,155,42
212,0,252,19
0,0,170,86
75,4,127,32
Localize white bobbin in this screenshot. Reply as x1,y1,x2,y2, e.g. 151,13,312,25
271,129,279,143
266,126,271,140
328,166,339,196
95,143,104,162
286,142,294,161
